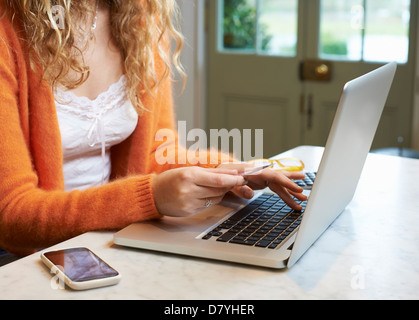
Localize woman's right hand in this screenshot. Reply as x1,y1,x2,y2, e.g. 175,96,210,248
151,167,247,218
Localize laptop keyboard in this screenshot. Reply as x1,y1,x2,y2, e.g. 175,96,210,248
202,193,308,249
293,172,316,189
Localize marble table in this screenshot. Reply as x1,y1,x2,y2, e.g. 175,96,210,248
1,146,418,300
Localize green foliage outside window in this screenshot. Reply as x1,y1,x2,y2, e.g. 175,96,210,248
223,0,272,51
321,33,348,56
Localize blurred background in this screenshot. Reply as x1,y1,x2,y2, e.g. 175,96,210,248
174,0,419,160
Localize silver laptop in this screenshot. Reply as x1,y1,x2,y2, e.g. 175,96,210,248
114,62,397,269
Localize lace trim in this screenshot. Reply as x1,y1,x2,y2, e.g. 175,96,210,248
55,75,128,120
55,75,134,186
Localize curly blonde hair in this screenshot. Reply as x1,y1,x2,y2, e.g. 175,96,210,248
6,0,185,114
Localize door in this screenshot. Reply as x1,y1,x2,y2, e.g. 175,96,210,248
208,0,304,159
302,0,416,148
207,0,417,159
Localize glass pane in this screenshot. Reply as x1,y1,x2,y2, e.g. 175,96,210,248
319,0,364,61
259,0,298,56
364,0,410,63
222,0,257,51
320,0,411,63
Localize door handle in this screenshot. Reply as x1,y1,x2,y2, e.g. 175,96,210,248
300,59,332,82
316,64,329,76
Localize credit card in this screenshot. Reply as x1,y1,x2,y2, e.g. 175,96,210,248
240,164,273,176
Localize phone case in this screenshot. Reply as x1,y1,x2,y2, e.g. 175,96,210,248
41,248,122,291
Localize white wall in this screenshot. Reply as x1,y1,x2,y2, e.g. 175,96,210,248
413,68,419,150
173,0,207,141
413,5,419,150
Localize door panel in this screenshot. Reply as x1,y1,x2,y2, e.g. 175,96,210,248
223,94,289,158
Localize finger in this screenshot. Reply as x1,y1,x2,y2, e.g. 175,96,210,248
281,171,306,181
246,180,267,191
250,169,304,194
216,162,252,174
289,189,308,202
231,185,255,199
265,180,302,211
245,175,268,190
195,169,246,188
205,168,240,175
275,189,303,211
199,195,225,208
193,185,235,198
269,171,304,193
257,170,307,206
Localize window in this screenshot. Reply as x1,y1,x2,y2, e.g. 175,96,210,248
220,0,411,63
220,0,298,56
319,0,411,63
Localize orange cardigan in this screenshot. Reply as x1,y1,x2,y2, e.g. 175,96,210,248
0,12,214,255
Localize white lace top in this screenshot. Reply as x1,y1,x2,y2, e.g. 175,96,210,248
55,75,139,191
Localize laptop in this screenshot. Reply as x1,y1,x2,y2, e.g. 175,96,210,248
114,62,397,269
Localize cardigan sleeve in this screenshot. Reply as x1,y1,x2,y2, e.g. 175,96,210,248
0,24,162,255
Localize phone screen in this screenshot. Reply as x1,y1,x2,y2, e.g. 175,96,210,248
44,248,119,282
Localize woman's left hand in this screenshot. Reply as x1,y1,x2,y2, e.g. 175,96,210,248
217,163,307,211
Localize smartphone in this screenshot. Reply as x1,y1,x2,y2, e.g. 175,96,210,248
41,247,121,291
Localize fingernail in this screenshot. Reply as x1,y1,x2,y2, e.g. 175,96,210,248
245,189,254,199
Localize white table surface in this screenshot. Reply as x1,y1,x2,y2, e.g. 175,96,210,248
1,146,418,300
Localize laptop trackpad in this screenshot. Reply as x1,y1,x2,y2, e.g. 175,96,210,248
142,204,240,234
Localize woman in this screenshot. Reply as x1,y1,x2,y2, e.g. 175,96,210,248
0,0,306,256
